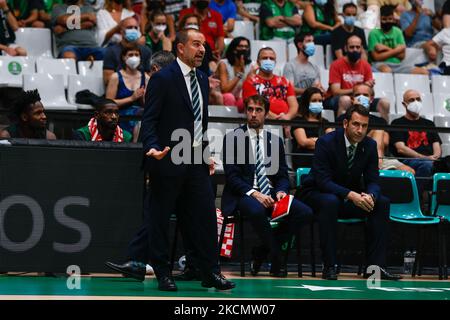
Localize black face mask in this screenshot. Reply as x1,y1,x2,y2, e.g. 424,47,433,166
381,22,394,33
236,49,250,59
347,51,361,63
195,0,209,10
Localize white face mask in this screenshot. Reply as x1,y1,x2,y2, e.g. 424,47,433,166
154,24,167,33
406,100,423,115
126,56,141,69
185,24,199,30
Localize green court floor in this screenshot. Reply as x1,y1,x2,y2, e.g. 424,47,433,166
0,275,449,300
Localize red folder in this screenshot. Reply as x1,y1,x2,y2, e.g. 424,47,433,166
271,195,294,222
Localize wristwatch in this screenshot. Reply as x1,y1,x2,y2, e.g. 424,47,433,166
236,72,244,79
3,9,10,14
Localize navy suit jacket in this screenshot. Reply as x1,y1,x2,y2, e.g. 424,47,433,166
299,128,381,201
221,125,290,216
140,60,210,176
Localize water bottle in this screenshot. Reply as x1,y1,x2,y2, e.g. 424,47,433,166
403,250,413,274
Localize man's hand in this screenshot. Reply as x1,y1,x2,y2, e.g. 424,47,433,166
347,191,374,212
0,0,8,10
252,191,275,208
146,147,170,160
375,43,390,52
18,20,26,27
427,154,440,160
276,191,287,201
364,79,375,87
208,157,216,176
4,47,17,56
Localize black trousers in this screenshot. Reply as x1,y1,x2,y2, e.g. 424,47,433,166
301,192,390,267
146,164,219,278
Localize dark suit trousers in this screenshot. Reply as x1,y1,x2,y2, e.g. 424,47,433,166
146,164,218,278
238,194,313,260
301,192,390,267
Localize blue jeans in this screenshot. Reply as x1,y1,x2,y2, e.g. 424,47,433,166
401,158,433,194
59,46,105,61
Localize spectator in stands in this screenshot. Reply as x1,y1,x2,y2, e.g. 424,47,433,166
443,0,450,28
242,47,299,120
103,16,152,85
217,36,252,111
73,98,132,142
105,43,150,136
390,89,442,196
428,27,450,75
52,0,105,61
38,0,62,28
235,0,260,23
96,0,136,47
283,32,323,99
209,0,236,35
339,83,415,173
366,0,412,20
300,0,341,46
140,0,176,42
291,87,333,169
259,0,301,43
331,2,368,60
324,35,383,117
143,10,172,53
222,94,313,277
7,0,45,27
0,0,26,56
0,89,56,139
179,0,224,61
369,5,428,74
400,0,437,66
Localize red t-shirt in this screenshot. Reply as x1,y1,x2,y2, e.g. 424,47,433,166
327,57,373,95
179,8,224,50
242,74,295,115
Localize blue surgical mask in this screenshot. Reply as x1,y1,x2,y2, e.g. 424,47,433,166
260,59,275,72
124,29,141,42
303,42,316,57
309,102,323,114
315,0,327,6
344,16,356,26
356,95,370,109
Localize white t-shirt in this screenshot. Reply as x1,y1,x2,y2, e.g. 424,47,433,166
433,28,450,66
96,8,135,46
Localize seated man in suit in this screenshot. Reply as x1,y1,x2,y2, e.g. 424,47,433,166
222,94,313,277
297,104,402,281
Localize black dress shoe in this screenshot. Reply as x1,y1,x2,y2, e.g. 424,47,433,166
322,266,338,280
250,246,267,276
157,275,178,291
269,268,288,278
173,267,200,281
364,267,403,281
105,261,146,281
201,273,235,290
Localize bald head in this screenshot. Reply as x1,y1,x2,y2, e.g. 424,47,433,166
403,89,421,103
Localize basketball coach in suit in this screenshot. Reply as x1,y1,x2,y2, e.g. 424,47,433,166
222,94,313,277
298,104,401,281
134,29,234,291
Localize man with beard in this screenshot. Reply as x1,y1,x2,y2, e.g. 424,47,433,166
0,89,56,140
73,99,132,142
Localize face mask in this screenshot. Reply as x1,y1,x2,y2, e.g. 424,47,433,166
303,42,315,57
154,24,167,33
407,100,422,115
124,29,141,42
347,50,361,63
355,95,370,109
315,0,327,6
185,24,199,30
344,16,356,26
381,22,394,33
309,102,323,114
236,49,250,59
126,56,141,69
195,0,209,10
260,59,275,72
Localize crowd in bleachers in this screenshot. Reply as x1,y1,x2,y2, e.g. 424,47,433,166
1,1,450,191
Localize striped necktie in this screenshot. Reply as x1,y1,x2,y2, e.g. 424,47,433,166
256,134,271,195
189,70,202,147
347,144,356,169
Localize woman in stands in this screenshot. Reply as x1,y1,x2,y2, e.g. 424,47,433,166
216,36,253,112
140,0,175,42
96,0,136,46
0,0,26,56
291,86,333,169
300,0,341,47
143,10,172,53
105,43,149,137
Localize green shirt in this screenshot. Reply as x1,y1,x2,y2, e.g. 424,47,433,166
75,125,133,142
368,26,406,64
42,0,63,13
260,0,298,41
300,4,335,36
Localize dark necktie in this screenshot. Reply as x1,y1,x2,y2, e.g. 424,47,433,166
347,144,356,169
